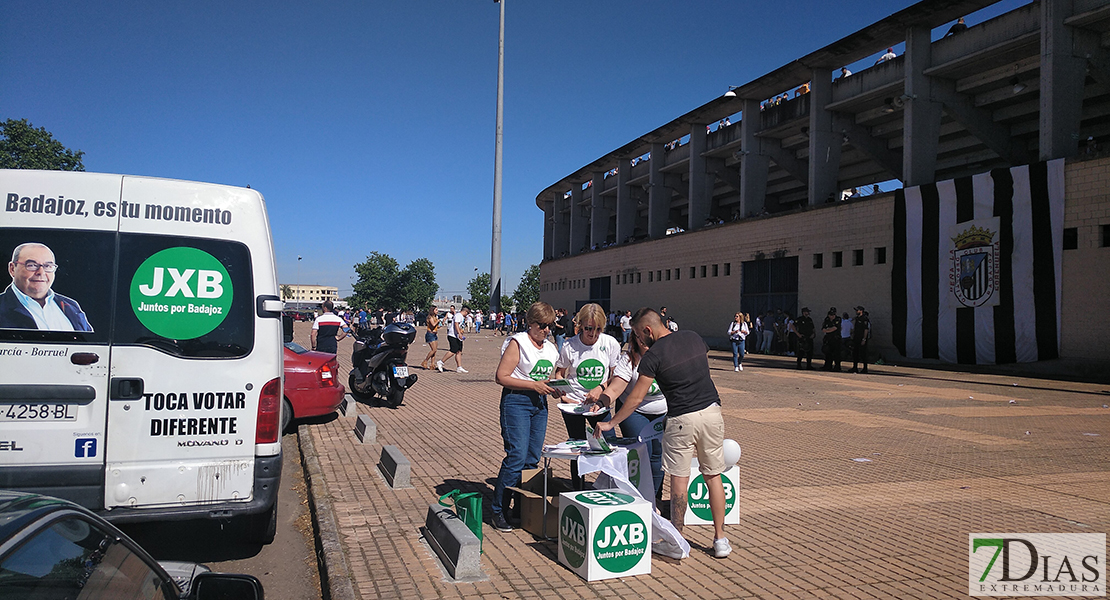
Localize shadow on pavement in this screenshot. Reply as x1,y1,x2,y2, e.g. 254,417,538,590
119,517,264,562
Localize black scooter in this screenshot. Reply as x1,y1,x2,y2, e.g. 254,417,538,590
348,322,419,407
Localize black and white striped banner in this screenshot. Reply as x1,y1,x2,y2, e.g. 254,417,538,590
892,160,1064,364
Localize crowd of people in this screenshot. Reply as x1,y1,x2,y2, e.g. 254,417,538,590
726,306,872,373
491,303,731,560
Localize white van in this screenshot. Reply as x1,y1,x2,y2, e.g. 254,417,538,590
0,170,284,543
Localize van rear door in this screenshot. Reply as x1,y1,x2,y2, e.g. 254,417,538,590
0,170,123,508
102,177,269,510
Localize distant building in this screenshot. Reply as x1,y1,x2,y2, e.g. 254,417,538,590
535,0,1110,369
282,284,339,309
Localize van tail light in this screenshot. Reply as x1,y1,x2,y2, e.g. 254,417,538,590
317,360,337,387
256,377,282,444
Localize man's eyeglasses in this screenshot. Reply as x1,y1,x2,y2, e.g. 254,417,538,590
581,325,602,332
14,261,58,273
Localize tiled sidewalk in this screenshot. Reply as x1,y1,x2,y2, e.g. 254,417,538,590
294,323,1109,599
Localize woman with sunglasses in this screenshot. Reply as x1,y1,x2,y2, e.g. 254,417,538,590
490,301,561,533
728,312,749,372
554,303,621,488
596,333,667,504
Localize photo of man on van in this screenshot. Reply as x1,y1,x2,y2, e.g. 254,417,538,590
0,242,92,331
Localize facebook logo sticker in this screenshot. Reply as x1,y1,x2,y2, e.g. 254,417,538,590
75,438,97,458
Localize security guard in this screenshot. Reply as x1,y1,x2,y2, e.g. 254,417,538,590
821,308,842,371
793,307,816,370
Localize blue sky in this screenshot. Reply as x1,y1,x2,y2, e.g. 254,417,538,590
2,0,1024,299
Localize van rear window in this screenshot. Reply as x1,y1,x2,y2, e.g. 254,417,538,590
115,234,254,358
0,229,114,344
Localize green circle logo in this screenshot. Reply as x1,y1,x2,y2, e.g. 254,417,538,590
529,359,554,381
593,510,648,573
560,505,587,568
688,472,737,520
130,247,232,339
576,491,635,506
627,448,641,488
575,358,606,389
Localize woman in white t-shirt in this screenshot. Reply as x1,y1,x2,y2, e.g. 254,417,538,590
597,333,667,502
554,303,621,488
490,301,560,532
727,312,750,371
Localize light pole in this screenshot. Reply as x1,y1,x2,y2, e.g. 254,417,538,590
296,256,302,307
489,0,505,317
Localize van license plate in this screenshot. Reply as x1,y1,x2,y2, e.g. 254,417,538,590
393,366,409,378
1,404,77,422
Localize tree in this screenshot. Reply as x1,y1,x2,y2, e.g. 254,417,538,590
512,264,541,310
351,252,400,309
0,119,85,171
280,284,293,301
397,258,437,310
351,253,438,310
467,272,491,312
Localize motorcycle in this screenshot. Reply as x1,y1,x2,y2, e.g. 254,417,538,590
348,322,419,407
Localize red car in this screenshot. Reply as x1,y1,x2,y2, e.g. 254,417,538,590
283,341,345,432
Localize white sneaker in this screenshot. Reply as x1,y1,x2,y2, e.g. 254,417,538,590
436,360,444,373
456,367,468,373
734,366,740,372
652,538,685,559
738,364,743,371
713,537,732,558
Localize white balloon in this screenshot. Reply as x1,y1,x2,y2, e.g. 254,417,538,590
723,439,741,467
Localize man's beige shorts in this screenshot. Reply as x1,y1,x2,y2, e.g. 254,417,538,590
662,403,725,477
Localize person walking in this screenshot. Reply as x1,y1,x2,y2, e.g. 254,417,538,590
850,306,871,373
490,302,560,532
554,303,621,489
310,300,347,354
620,310,632,346
727,312,749,371
597,308,732,559
420,307,440,370
821,307,842,372
437,306,469,373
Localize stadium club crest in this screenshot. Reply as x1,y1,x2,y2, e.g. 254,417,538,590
949,218,1001,308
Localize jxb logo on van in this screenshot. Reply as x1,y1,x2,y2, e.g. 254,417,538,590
130,247,233,339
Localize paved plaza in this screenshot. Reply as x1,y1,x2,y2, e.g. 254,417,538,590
293,322,1110,599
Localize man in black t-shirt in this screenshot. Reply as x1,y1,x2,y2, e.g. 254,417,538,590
597,308,732,559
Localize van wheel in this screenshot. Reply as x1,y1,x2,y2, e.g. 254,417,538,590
281,398,293,434
246,503,277,545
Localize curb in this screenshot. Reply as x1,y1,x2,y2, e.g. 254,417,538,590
298,425,358,600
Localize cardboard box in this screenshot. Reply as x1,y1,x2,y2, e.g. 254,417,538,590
507,468,572,537
558,489,652,581
684,465,740,525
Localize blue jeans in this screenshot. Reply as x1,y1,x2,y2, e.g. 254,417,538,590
493,389,548,515
476,321,482,332
622,329,630,344
618,409,665,499
554,334,565,353
731,338,746,368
